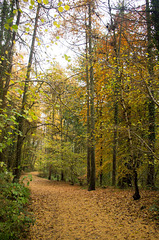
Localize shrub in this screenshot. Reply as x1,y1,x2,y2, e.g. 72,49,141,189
0,162,34,240
149,199,159,222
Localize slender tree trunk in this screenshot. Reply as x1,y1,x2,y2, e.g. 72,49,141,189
48,165,52,180
2,0,21,108
151,0,159,59
85,19,91,185
60,99,64,181
88,0,95,191
112,101,118,186
0,0,21,163
146,0,155,187
13,3,40,182
108,0,124,186
121,88,140,200
99,101,103,186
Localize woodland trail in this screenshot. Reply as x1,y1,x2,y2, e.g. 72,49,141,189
27,172,159,240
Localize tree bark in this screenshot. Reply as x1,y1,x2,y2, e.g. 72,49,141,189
99,101,103,186
108,0,124,187
88,0,95,191
121,89,140,200
112,101,118,186
151,0,159,59
85,19,91,185
13,3,40,182
146,0,155,188
0,0,21,163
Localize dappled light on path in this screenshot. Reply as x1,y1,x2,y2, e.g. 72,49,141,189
28,172,159,240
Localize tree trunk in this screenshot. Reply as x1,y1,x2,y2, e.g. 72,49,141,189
88,0,95,191
85,19,91,185
151,0,159,59
146,0,155,188
133,169,140,200
108,0,124,187
13,3,40,182
112,101,118,186
48,165,52,180
0,0,21,163
121,89,140,200
99,101,103,186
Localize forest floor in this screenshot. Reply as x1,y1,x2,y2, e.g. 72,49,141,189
26,172,159,240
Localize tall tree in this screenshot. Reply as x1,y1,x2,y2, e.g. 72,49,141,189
86,20,91,185
108,0,125,186
151,0,159,57
0,0,21,162
14,3,41,181
146,0,156,187
88,0,95,191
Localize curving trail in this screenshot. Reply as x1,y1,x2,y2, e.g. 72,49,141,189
27,172,159,240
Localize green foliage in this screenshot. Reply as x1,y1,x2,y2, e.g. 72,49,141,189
149,199,159,221
0,109,23,153
0,163,34,240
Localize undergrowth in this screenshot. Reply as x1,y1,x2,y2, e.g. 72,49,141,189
149,199,159,223
0,162,34,240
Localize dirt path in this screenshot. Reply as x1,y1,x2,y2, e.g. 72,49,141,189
27,172,159,240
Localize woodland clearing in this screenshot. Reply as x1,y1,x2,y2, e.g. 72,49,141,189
26,172,159,240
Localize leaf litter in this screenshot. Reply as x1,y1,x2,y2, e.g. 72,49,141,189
26,172,159,240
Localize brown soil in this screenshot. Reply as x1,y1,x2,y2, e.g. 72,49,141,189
26,172,159,240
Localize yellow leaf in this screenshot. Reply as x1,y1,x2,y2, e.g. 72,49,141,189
53,21,60,28
58,6,63,12
43,0,48,4
58,1,62,6
64,5,70,10
53,21,57,26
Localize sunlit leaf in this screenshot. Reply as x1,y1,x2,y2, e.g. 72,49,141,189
58,1,62,6
53,21,60,28
43,0,49,4
4,24,9,30
26,27,30,32
13,9,17,14
12,24,18,32
64,5,70,11
41,18,45,23
58,6,63,12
